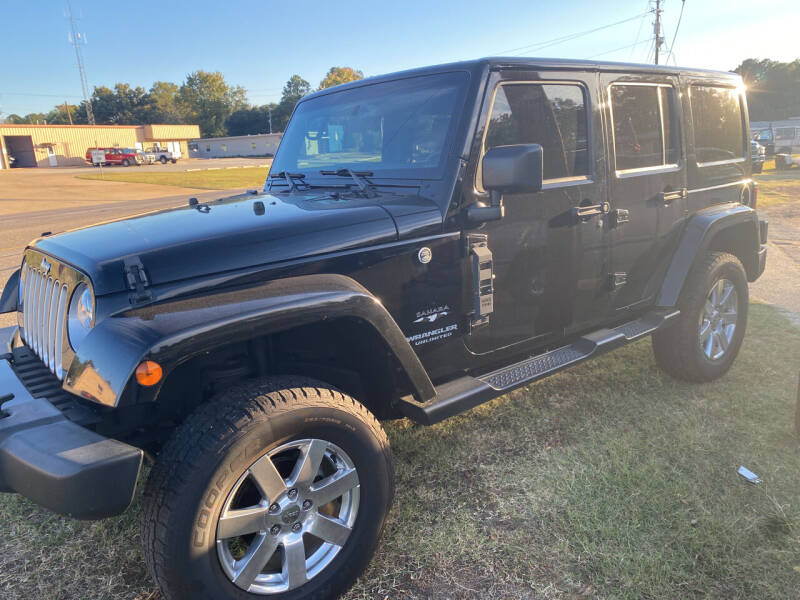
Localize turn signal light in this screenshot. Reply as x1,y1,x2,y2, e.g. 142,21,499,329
135,360,163,387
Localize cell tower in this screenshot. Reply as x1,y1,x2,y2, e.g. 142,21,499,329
66,0,95,124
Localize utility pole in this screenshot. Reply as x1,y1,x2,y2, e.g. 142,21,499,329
63,101,74,125
66,0,95,124
653,0,664,65
268,109,273,134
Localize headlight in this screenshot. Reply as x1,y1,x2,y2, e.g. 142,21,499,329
67,283,94,350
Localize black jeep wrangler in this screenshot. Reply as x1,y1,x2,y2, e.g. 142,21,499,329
0,58,767,600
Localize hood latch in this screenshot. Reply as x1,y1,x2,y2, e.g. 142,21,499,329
124,256,152,305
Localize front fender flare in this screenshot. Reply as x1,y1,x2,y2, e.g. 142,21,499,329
0,269,19,314
63,274,436,407
657,202,759,308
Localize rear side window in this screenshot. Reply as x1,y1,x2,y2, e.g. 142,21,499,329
690,86,745,163
610,84,680,171
483,83,589,182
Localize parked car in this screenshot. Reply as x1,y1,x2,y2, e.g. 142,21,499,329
751,120,800,156
146,146,179,164
138,149,158,164
84,147,143,167
751,140,765,173
2,58,767,600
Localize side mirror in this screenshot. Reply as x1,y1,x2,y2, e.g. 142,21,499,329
468,144,543,223
482,143,544,194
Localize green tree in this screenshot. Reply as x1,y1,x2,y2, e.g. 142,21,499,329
90,83,149,124
225,103,278,136
273,75,311,131
142,81,184,123
318,66,364,90
178,70,247,137
6,112,48,124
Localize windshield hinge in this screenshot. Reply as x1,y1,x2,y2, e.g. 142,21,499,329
124,257,151,305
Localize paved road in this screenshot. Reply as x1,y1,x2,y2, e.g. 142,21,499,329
56,156,269,175
0,189,243,328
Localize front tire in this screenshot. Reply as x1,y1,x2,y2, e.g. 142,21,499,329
141,377,394,600
160,155,168,164
652,251,748,382
122,158,130,167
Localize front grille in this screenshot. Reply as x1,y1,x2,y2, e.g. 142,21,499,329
18,251,87,381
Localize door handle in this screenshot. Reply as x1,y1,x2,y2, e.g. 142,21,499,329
658,188,688,203
571,202,610,222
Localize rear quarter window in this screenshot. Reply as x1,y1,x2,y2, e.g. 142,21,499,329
690,85,745,164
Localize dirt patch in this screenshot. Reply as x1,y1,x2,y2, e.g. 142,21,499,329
750,193,800,322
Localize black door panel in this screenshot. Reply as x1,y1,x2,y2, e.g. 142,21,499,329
463,71,611,355
603,76,687,311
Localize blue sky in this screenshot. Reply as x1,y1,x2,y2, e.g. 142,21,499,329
1,0,797,117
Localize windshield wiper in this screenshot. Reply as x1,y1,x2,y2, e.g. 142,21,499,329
268,171,309,192
319,169,377,198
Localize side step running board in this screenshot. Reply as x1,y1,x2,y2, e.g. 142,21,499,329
398,309,679,425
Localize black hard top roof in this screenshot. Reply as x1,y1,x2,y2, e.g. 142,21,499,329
303,57,740,101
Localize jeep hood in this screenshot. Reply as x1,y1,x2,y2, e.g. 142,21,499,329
32,191,441,296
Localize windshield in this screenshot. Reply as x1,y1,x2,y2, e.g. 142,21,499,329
270,71,469,180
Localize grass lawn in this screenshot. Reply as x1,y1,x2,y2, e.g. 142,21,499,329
757,172,800,208
76,166,270,190
0,303,798,599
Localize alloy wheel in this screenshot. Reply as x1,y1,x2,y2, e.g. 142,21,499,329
216,439,360,595
698,278,738,361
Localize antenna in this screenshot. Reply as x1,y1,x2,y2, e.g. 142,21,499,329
66,0,95,124
652,0,664,65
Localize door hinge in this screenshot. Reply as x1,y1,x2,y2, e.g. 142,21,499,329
611,208,630,227
124,256,152,305
468,234,494,327
608,272,628,291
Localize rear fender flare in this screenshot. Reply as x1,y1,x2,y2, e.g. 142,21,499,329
657,203,759,307
63,274,435,407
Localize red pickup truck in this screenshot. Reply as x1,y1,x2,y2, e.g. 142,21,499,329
85,147,143,167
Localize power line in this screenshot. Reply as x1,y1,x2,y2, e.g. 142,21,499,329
589,39,651,60
666,0,686,64
494,12,650,56
0,92,83,98
629,9,649,59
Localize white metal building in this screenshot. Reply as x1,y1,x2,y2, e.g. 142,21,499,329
189,133,282,159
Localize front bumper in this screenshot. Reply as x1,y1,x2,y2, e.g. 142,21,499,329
0,329,142,519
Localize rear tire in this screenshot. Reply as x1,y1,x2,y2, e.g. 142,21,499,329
160,156,168,164
141,377,394,600
122,159,130,167
652,252,748,382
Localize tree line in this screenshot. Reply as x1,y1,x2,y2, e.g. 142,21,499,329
734,58,800,122
3,66,363,138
